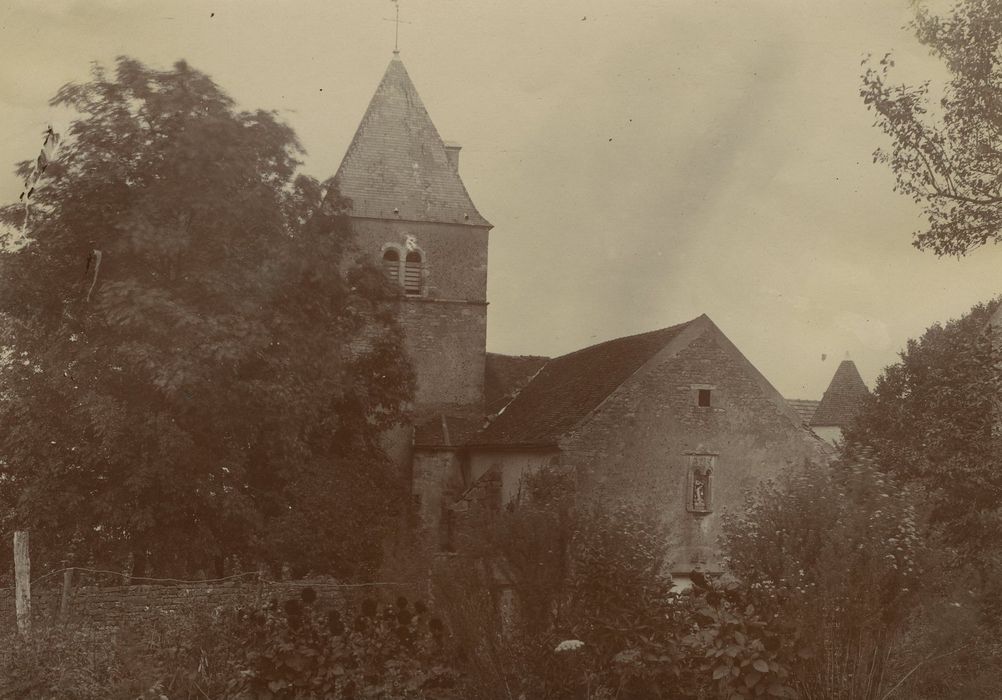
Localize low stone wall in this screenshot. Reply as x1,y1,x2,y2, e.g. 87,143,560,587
0,577,427,630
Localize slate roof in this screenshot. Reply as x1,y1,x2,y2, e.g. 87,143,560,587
811,360,869,427
475,319,700,447
484,352,549,416
333,56,490,227
786,398,820,425
414,414,483,449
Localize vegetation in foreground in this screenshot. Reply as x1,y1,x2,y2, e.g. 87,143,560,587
5,455,1000,699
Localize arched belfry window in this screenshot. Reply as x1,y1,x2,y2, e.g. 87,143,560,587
404,250,423,296
382,249,400,284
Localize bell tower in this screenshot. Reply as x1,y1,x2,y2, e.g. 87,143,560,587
333,54,491,424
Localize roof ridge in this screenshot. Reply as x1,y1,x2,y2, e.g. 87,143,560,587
474,316,705,446
550,319,697,363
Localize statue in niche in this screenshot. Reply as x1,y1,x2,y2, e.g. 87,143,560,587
686,452,715,513
692,470,709,510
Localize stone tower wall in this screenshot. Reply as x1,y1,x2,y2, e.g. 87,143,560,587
352,218,489,419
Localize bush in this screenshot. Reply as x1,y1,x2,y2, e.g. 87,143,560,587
681,575,798,699
0,624,123,700
231,588,460,699
722,458,928,698
881,588,1002,699
547,502,690,698
443,464,704,699
1,606,254,700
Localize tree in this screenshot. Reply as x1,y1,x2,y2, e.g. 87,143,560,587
843,299,1002,570
0,57,414,579
837,301,1002,695
861,0,1002,256
722,458,928,698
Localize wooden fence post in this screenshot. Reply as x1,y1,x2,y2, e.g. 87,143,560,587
13,531,30,637
59,566,74,622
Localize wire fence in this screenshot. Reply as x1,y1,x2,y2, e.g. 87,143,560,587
23,566,417,590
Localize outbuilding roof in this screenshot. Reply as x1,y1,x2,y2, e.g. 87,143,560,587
414,414,483,449
786,398,820,425
333,55,490,227
484,352,549,417
811,359,869,427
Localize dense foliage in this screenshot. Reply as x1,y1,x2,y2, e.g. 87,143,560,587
435,467,798,699
0,606,246,700
9,455,995,698
861,0,1002,255
722,459,928,698
0,57,414,579
233,590,458,699
0,590,459,700
843,299,1002,567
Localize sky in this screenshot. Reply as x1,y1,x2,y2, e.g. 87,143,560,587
1,0,1000,399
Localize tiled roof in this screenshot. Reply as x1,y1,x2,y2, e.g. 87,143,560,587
811,360,869,427
475,319,700,446
786,398,820,425
484,352,549,416
414,414,483,449
333,56,490,227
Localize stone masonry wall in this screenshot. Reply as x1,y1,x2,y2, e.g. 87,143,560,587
560,327,829,574
352,218,489,419
0,578,426,631
412,449,464,541
396,299,487,418
352,219,488,303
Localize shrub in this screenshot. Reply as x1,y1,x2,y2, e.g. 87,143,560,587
881,587,1002,699
682,575,798,699
456,468,703,699
0,624,122,700
231,588,460,699
722,458,928,698
114,606,248,699
549,502,691,698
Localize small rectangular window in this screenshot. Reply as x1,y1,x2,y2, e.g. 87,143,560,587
697,389,712,407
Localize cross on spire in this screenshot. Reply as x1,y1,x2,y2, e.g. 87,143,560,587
383,0,412,55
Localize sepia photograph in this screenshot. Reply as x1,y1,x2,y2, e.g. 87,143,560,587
1,1,1001,698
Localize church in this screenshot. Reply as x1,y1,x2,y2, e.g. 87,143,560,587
332,53,831,577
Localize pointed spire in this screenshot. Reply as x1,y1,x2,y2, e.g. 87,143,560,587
333,57,490,227
811,359,869,427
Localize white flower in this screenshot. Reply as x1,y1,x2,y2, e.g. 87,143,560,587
555,639,585,653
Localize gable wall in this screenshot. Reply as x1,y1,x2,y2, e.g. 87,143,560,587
559,328,828,573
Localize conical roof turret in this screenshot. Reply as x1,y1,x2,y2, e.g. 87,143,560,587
811,358,869,427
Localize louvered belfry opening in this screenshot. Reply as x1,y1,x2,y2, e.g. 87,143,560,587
404,251,422,295
382,249,400,284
